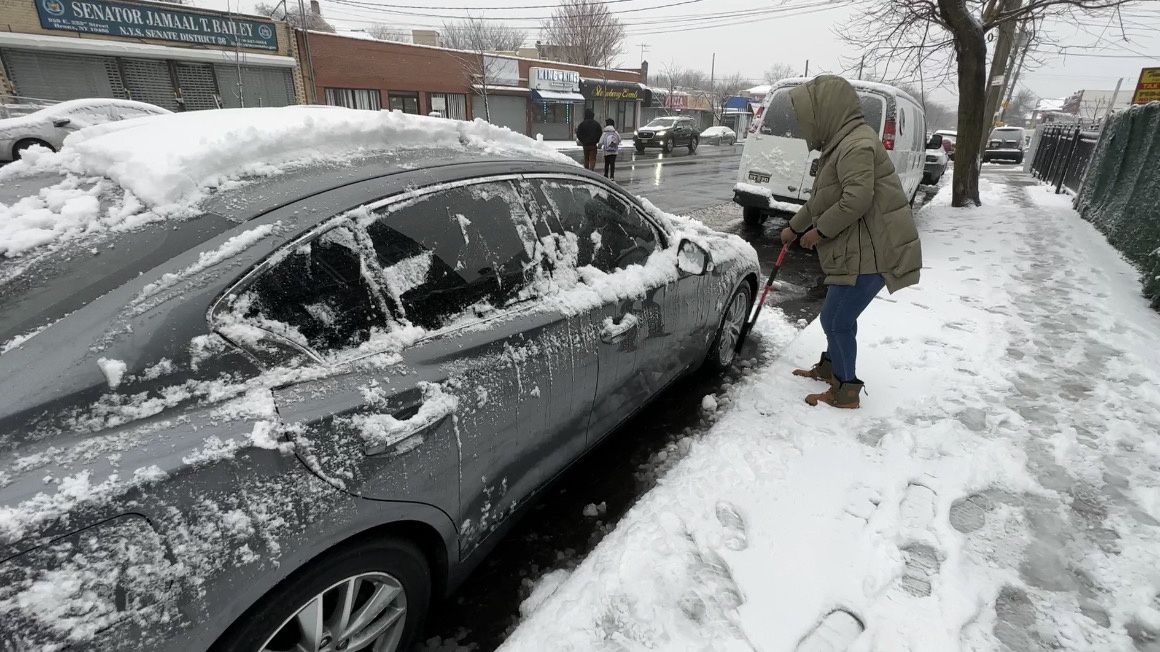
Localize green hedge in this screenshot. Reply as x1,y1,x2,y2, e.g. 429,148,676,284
1075,102,1160,308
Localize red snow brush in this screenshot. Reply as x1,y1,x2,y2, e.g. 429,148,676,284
735,242,789,355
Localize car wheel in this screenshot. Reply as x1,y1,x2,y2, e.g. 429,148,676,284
12,138,54,159
689,136,698,154
704,283,754,372
728,136,736,146
921,173,932,185
212,537,430,652
1015,153,1024,165
662,137,673,154
742,206,765,228
635,144,646,153
909,185,920,206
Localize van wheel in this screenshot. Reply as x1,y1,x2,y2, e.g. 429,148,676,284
742,207,765,228
212,538,430,652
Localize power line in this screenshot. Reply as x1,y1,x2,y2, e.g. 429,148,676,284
323,0,708,21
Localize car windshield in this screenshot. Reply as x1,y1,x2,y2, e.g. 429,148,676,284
645,118,681,129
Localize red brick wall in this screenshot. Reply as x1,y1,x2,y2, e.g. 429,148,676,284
300,32,645,129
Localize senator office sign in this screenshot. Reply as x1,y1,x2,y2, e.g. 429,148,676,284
36,0,279,51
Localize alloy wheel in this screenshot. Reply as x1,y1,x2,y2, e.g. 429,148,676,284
716,290,750,367
260,572,407,652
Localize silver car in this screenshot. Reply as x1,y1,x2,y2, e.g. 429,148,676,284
0,147,758,650
0,98,170,161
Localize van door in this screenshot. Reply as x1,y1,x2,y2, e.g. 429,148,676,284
739,86,813,202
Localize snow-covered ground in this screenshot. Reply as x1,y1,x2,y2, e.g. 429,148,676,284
500,174,1160,651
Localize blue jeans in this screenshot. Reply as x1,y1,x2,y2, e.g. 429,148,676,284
821,274,886,383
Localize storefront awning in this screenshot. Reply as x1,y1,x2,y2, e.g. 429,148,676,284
532,89,586,102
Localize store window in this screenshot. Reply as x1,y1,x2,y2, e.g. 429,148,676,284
429,93,469,120
388,91,420,114
325,88,381,110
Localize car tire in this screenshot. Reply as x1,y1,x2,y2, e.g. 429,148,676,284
742,206,765,228
635,144,645,153
212,537,431,652
662,137,673,154
909,185,920,206
12,138,54,160
689,136,698,154
703,283,754,372
728,136,735,146
921,173,932,185
1015,153,1024,165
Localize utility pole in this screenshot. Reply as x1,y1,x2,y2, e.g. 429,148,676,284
999,26,1031,123
804,59,810,77
857,55,865,80
980,0,1022,148
710,52,716,125
1103,77,1123,125
639,43,649,66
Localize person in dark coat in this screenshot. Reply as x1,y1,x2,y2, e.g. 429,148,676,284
576,109,602,171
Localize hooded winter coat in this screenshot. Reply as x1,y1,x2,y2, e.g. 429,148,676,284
787,75,922,293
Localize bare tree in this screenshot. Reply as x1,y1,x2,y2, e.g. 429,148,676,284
701,72,752,125
363,24,411,43
1004,87,1038,126
440,18,526,51
443,16,520,122
540,0,626,69
841,0,1137,206
254,1,334,32
763,62,798,85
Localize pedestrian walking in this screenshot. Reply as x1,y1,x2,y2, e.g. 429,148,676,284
780,75,922,409
598,118,621,180
576,109,602,171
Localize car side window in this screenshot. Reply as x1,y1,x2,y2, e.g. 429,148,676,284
528,178,658,273
216,226,386,357
361,181,537,331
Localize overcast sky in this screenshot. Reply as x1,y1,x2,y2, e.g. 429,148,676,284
199,0,1160,107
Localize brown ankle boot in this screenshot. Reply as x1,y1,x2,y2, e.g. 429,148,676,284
793,353,836,387
805,380,864,409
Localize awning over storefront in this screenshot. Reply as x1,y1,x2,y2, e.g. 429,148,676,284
579,79,647,102
724,96,752,112
532,89,585,102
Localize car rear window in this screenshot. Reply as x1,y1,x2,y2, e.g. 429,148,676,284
761,88,886,139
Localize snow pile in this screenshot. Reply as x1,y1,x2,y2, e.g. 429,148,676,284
6,107,575,208
502,175,1160,651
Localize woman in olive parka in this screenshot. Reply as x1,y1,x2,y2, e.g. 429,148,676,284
779,75,923,408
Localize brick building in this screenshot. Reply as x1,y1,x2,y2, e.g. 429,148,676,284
300,31,648,139
0,0,304,111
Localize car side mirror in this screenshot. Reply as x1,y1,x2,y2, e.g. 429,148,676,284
52,118,72,128
677,239,710,276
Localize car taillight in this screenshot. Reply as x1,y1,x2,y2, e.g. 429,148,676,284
882,119,896,151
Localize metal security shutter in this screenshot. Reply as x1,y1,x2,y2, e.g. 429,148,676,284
120,58,178,111
2,50,121,102
474,94,525,133
214,65,295,108
175,63,220,111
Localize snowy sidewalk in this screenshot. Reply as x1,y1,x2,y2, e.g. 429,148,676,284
500,173,1160,651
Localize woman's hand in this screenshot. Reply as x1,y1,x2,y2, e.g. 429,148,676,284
780,227,797,246
800,228,823,250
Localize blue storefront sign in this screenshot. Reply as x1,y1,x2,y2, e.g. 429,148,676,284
35,0,279,51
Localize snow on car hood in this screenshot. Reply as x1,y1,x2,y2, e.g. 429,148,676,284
5,107,576,207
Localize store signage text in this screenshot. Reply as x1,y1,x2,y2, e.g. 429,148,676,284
35,0,278,50
589,84,641,101
1133,67,1160,105
529,67,580,92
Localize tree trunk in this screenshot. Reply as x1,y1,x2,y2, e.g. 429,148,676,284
940,0,987,206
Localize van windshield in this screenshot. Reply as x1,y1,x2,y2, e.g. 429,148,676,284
760,88,885,139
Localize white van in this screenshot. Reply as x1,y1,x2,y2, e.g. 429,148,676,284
734,78,927,226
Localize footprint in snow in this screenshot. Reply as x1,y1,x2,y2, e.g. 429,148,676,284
715,500,748,551
897,483,942,598
795,609,865,652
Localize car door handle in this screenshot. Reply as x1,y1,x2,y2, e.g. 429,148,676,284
600,313,639,344
363,402,453,457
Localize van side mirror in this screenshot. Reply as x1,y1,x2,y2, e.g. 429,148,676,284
677,239,710,276
926,134,942,149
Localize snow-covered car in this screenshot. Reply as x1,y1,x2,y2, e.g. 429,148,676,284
0,98,170,162
923,133,950,184
700,125,737,146
933,129,957,159
0,107,758,652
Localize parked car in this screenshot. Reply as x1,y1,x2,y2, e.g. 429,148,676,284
923,133,950,184
933,129,957,160
700,125,737,146
634,116,699,154
734,78,927,226
0,109,758,652
984,126,1028,164
0,98,170,162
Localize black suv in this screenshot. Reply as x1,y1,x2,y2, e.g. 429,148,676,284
634,116,699,154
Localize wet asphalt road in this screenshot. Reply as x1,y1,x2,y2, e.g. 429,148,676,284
418,145,939,650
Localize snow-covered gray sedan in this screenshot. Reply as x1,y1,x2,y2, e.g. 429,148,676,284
0,108,758,652
0,98,169,162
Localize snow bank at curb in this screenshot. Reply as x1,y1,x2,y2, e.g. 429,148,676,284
501,176,1160,651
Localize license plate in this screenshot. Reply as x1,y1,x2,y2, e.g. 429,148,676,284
748,171,771,183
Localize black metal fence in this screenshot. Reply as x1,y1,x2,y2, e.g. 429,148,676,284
1029,124,1102,194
